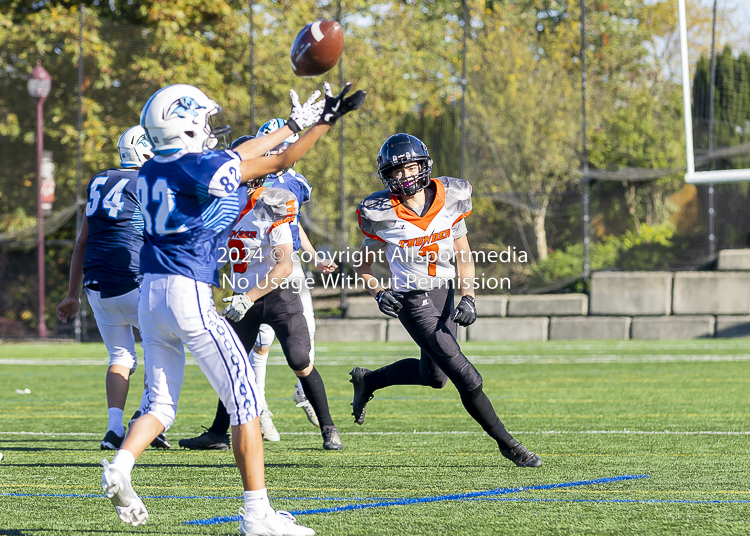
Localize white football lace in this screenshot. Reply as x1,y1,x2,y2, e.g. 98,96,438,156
276,510,299,524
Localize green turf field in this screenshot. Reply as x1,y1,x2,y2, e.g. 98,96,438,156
1,340,749,535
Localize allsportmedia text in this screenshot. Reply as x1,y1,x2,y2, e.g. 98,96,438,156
216,245,528,268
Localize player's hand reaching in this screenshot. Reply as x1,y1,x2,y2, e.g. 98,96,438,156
375,289,403,318
451,295,477,327
221,293,254,322
56,296,80,323
288,89,325,133
314,256,338,274
319,82,367,126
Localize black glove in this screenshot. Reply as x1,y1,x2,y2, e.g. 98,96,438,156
375,289,403,318
320,82,367,126
451,295,477,326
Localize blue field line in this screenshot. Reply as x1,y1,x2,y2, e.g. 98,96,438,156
183,474,649,526
469,497,750,505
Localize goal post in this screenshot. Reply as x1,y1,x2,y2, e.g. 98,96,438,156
678,0,750,184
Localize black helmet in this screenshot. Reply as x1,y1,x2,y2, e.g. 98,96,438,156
230,134,255,150
377,133,433,196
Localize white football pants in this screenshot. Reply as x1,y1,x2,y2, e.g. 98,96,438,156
86,286,149,414
87,287,140,372
139,273,260,430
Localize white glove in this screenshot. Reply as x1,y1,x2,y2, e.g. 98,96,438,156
288,89,325,133
221,294,253,322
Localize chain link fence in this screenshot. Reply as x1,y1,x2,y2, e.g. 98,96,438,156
2,2,750,338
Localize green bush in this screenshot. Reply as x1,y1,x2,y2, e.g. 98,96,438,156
529,223,676,289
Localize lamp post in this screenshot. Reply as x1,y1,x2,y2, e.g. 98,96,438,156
28,60,52,338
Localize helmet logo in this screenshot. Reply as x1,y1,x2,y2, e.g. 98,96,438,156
136,134,150,148
164,96,205,123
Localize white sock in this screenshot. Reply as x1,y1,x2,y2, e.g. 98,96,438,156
110,449,136,476
249,348,268,406
244,488,271,517
107,407,125,436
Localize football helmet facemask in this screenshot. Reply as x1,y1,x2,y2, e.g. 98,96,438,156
377,133,433,196
140,84,230,155
117,125,154,168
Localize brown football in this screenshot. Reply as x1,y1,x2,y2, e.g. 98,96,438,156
290,21,344,77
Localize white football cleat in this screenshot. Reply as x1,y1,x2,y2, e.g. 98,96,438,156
101,459,148,526
259,409,281,442
293,385,319,428
239,507,315,536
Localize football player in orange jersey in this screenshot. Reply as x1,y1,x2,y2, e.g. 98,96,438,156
351,133,541,467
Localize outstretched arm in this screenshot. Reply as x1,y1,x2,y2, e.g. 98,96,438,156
233,126,295,161
239,124,331,183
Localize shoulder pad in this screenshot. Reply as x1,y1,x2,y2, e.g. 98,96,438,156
255,187,297,222
357,189,396,239
436,176,472,218
288,170,311,189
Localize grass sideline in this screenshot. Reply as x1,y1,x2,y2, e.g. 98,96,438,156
1,340,749,535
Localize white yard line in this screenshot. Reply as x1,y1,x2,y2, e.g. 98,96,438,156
4,354,750,366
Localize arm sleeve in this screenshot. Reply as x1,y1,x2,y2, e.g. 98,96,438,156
452,219,468,239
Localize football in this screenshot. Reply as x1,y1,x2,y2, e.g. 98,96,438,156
290,21,344,77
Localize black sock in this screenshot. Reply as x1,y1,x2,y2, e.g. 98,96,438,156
209,399,231,435
459,385,515,448
299,367,334,428
364,358,427,394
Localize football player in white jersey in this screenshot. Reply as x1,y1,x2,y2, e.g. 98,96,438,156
178,125,334,450
99,82,364,536
56,126,169,451
351,133,542,468
218,164,343,451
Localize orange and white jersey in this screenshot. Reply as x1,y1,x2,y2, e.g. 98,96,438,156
357,176,472,291
223,187,296,293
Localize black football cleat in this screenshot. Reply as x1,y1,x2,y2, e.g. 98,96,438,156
500,440,543,467
321,426,343,451
349,367,373,425
100,430,124,450
150,433,171,449
129,411,171,449
178,427,230,450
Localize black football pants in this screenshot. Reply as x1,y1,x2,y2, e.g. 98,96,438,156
363,284,514,447
208,286,333,433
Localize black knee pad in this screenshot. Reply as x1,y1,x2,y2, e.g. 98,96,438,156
286,352,311,372
461,382,485,400
445,355,483,393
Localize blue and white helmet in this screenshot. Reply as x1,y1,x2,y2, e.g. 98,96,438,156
257,118,299,155
257,118,299,175
117,125,154,168
140,84,230,155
